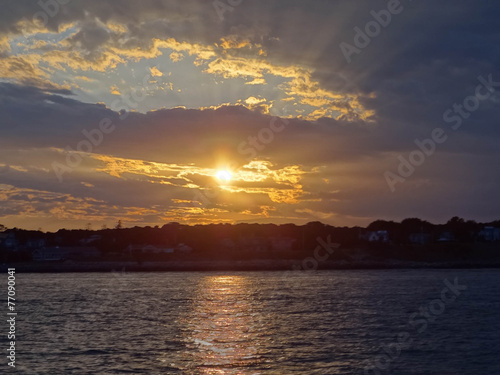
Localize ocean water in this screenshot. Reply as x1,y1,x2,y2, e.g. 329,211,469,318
12,269,500,374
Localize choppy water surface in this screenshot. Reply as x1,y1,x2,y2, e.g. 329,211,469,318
14,270,500,374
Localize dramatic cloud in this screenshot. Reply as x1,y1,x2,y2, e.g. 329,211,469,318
0,0,499,230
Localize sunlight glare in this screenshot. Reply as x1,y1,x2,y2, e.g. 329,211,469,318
215,170,232,183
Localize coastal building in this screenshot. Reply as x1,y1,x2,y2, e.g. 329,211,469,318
359,230,389,243
437,232,454,242
0,232,19,250
26,238,47,250
175,243,193,253
125,244,174,255
409,233,431,245
478,226,500,242
32,246,101,261
237,236,269,252
79,235,102,245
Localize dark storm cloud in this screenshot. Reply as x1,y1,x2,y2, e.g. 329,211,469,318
0,81,383,166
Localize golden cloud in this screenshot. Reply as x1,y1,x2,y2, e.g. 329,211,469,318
149,66,163,77
88,154,306,205
205,54,374,121
245,77,266,85
110,86,121,95
75,75,95,82
0,36,11,54
169,51,184,62
219,36,252,50
224,161,306,204
4,22,375,121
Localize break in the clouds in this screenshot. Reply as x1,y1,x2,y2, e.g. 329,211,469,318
0,0,499,230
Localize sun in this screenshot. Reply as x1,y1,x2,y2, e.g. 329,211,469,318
215,170,232,183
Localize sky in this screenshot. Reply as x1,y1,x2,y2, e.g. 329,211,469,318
0,0,499,231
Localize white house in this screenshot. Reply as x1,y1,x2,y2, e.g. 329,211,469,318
479,227,500,242
175,243,193,253
79,235,102,245
360,230,389,243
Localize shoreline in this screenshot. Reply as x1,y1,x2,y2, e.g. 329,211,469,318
3,259,500,273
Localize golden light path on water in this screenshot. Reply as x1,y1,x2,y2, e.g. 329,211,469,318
179,275,271,374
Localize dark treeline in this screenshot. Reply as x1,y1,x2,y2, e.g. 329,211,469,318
1,217,500,264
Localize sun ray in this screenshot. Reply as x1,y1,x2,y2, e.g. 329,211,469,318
215,170,232,183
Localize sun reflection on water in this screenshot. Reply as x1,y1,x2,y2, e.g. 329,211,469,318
180,275,270,374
